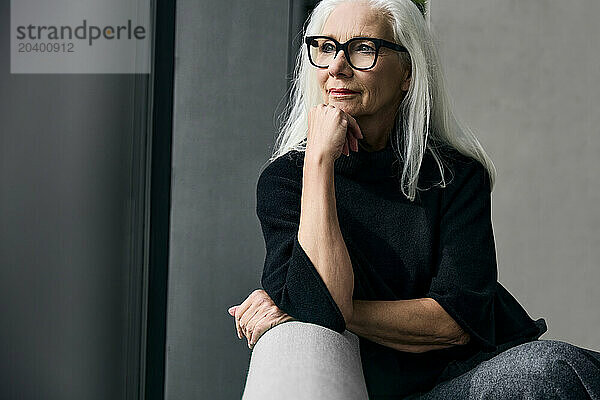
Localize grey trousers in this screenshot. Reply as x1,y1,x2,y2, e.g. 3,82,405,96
242,321,600,400
407,339,600,400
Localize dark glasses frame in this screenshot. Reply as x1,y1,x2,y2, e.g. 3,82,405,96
304,35,409,70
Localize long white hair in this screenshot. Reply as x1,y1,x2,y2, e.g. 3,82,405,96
269,0,496,201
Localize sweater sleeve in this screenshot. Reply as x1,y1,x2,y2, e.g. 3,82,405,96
256,169,346,333
425,158,499,351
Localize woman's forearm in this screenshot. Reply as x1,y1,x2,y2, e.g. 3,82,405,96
298,153,354,324
347,299,471,353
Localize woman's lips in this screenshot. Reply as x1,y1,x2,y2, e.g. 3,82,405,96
329,89,358,96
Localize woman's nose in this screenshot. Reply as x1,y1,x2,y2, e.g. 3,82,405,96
328,51,353,76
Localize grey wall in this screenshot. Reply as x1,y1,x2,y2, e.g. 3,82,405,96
165,1,290,399
0,1,148,399
431,1,600,350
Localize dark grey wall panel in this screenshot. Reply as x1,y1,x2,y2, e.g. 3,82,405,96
0,1,148,399
166,1,290,399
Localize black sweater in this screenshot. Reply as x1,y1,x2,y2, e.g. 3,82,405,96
256,139,547,398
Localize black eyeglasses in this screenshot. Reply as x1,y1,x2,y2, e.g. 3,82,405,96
305,36,408,70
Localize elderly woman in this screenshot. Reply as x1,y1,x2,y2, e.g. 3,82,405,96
227,0,600,398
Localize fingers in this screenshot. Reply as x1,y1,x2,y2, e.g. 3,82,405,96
239,303,261,339
248,314,273,349
247,311,269,348
233,295,255,340
247,310,292,349
234,310,243,340
227,306,238,338
345,113,363,141
228,305,249,340
345,129,357,154
327,105,362,154
230,289,268,342
228,290,290,349
342,140,349,156
309,104,364,158
324,104,361,139
343,120,358,155
227,305,242,338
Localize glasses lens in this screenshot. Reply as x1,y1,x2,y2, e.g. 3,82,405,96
308,38,337,67
348,39,376,69
307,38,377,69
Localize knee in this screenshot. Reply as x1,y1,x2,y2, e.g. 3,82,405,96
470,340,585,397
513,340,582,380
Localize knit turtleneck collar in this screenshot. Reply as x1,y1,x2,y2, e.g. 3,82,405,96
334,138,402,181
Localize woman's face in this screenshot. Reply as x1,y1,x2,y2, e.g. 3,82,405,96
316,2,410,121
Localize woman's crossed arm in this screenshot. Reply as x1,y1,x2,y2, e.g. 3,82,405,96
347,298,471,353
